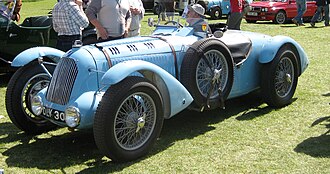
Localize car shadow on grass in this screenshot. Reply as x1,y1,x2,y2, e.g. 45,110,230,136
294,115,330,158
1,91,276,172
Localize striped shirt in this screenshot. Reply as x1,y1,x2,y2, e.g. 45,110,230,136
52,0,89,36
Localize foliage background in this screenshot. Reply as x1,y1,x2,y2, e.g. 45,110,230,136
0,0,329,173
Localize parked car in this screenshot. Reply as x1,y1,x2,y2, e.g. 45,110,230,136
5,14,308,162
0,15,97,72
196,0,231,19
245,0,321,24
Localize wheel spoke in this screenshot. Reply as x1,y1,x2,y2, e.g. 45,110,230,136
21,74,50,123
115,92,157,150
274,57,294,97
197,50,228,99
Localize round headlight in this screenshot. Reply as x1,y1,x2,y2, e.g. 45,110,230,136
31,96,43,116
65,106,81,128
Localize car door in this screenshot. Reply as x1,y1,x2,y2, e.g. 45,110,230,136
305,0,317,17
285,0,298,19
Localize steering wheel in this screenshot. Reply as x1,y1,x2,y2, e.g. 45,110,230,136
164,21,183,28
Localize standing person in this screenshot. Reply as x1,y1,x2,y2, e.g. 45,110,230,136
227,0,243,30
85,0,131,42
310,0,329,27
185,4,210,33
292,0,307,26
128,0,144,37
0,0,22,26
52,0,90,52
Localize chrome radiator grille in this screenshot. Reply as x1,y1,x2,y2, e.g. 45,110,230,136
46,57,78,105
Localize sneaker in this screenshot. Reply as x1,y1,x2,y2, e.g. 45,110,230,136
310,22,315,27
299,23,305,26
292,19,298,26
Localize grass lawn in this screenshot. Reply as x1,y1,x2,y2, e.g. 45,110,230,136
0,0,329,173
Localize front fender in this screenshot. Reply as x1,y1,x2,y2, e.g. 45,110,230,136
11,47,65,67
101,60,194,118
258,35,309,74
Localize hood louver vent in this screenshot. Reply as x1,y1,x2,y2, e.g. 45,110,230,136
108,47,120,55
126,44,138,52
144,42,155,49
106,41,158,56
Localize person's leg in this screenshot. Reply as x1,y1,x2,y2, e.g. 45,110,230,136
324,4,329,26
56,39,72,52
311,6,322,25
235,13,243,30
293,3,302,25
56,35,81,52
227,12,241,30
298,2,307,24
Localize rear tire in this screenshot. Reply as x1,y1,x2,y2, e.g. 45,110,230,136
261,45,299,107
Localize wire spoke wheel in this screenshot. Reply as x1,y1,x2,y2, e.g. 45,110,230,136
261,45,298,107
94,76,164,162
5,61,57,134
114,93,157,150
22,74,50,124
196,50,229,99
274,57,294,97
180,39,234,109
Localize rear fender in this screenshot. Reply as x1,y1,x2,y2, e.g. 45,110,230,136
101,60,193,119
11,47,65,67
258,35,308,74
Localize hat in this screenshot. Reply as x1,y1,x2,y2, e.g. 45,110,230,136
188,4,206,18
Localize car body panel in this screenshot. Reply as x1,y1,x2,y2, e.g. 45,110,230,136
101,60,194,118
11,47,64,66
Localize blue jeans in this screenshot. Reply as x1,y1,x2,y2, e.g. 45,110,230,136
293,0,307,24
312,5,330,26
56,35,81,52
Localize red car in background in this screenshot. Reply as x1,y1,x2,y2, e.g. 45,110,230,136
245,0,321,24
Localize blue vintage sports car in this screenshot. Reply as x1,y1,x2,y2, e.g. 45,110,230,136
5,14,309,162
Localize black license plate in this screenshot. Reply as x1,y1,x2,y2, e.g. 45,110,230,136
42,107,65,122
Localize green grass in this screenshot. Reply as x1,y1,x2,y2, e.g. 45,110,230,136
1,0,330,173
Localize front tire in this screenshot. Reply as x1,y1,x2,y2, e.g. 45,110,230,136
5,61,57,134
273,10,287,24
94,76,164,162
261,45,299,107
